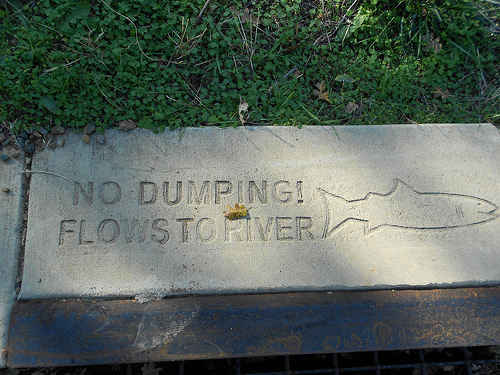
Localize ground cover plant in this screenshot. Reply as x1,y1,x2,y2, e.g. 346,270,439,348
1,0,499,133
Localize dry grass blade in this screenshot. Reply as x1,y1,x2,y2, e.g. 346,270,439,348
313,0,360,47
99,0,155,60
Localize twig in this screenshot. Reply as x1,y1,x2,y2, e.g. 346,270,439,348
99,0,155,60
21,170,73,182
43,59,82,74
195,0,212,26
314,0,358,47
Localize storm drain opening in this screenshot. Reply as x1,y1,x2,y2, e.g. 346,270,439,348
11,346,500,375
190,347,499,375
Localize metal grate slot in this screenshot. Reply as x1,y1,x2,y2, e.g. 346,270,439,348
9,346,500,375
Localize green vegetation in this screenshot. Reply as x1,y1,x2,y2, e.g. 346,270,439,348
1,0,499,132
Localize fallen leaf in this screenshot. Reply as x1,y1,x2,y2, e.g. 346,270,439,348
433,87,450,99
313,82,331,103
39,96,61,114
223,203,248,220
228,6,260,25
423,32,442,53
335,74,356,83
238,101,249,125
345,101,359,113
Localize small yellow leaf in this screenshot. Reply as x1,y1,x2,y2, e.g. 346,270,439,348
223,203,248,220
313,81,331,103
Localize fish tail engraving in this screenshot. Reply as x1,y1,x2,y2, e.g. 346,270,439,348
320,189,364,238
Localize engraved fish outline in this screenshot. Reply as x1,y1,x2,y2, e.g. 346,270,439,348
319,179,499,236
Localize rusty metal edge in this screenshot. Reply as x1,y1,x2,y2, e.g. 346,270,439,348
7,287,500,368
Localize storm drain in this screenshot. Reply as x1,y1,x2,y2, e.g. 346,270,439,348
13,346,500,375
178,347,499,375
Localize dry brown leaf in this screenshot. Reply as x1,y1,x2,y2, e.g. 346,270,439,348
228,6,260,25
223,203,248,220
238,101,248,125
345,101,359,113
313,81,331,103
423,32,442,53
433,87,450,99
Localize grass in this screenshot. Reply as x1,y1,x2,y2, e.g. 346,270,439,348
0,0,499,133
1,2,499,372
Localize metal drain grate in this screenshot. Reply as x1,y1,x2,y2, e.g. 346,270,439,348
184,347,500,375
11,346,500,375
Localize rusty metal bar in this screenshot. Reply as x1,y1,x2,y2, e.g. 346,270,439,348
7,287,500,368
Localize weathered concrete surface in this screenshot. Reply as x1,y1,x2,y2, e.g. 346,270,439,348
19,124,500,299
0,157,24,367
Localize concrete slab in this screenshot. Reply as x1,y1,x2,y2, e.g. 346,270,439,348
0,155,24,367
19,124,500,299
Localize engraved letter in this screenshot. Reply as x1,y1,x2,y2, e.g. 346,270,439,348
238,181,244,203
188,181,210,205
249,181,268,204
79,220,94,245
177,218,194,243
59,220,76,246
152,219,169,244
163,181,182,205
254,217,274,241
297,217,314,240
273,181,292,204
296,181,304,204
246,218,252,241
276,217,294,241
98,219,120,244
215,180,233,204
123,219,150,243
139,181,157,205
196,218,217,243
225,219,244,242
99,182,121,205
73,181,93,205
